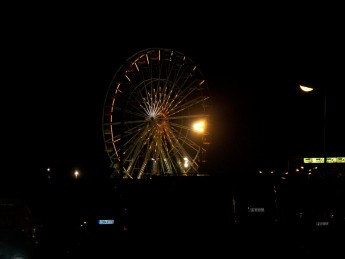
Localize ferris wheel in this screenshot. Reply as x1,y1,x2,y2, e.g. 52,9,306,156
102,48,211,179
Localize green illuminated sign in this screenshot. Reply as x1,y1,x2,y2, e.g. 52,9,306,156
303,157,345,163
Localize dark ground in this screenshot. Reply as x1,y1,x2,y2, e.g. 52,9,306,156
1,174,344,258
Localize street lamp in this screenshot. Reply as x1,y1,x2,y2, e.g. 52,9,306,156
299,84,327,175
299,85,314,92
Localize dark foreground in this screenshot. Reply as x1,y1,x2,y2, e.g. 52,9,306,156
1,175,344,258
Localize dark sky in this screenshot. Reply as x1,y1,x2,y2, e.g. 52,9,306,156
3,5,345,181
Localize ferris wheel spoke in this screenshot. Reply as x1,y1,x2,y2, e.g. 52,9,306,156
111,123,146,142
162,65,178,89
168,114,209,120
110,151,119,161
160,90,178,114
137,143,154,179
122,129,147,150
165,129,198,172
167,129,199,160
170,131,200,153
175,89,206,110
168,96,209,117
169,121,192,132
153,133,173,175
172,65,193,89
106,119,148,126
123,136,147,177
114,106,147,118
124,126,158,178
163,142,187,171
130,88,153,115
169,126,201,153
173,77,199,97
157,143,174,175
123,126,150,158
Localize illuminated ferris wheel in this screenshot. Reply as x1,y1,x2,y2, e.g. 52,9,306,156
102,48,211,179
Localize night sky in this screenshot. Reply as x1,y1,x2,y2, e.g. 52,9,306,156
3,5,345,182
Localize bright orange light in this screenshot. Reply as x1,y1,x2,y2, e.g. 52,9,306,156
193,120,205,133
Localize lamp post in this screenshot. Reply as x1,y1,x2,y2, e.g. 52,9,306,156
299,85,327,175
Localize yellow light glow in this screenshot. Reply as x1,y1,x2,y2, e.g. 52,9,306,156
299,85,314,92
183,157,189,168
193,120,205,133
